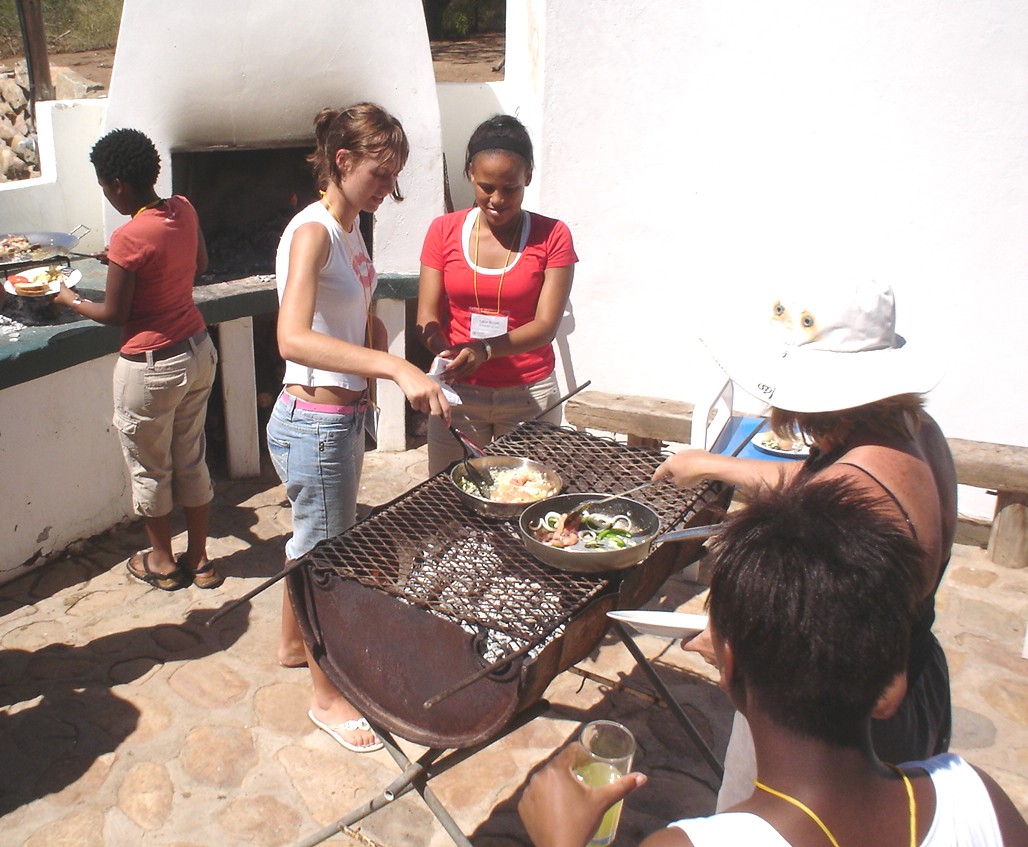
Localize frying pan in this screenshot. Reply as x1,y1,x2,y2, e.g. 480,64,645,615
451,456,563,520
0,226,90,266
445,380,588,516
519,493,720,573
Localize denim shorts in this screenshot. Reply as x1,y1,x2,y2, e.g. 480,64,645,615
267,392,366,560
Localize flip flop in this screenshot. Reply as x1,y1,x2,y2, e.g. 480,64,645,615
176,555,224,589
127,551,189,591
308,710,383,753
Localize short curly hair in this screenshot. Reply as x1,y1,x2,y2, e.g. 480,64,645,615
90,128,161,191
707,474,924,747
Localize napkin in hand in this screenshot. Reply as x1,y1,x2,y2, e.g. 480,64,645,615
429,356,463,405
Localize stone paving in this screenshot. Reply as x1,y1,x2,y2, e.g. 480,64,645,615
1,446,1026,846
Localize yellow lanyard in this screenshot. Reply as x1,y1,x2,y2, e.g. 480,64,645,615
753,764,915,847
472,209,522,314
134,198,164,217
321,196,373,350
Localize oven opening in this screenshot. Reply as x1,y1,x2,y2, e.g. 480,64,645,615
169,145,383,284
170,145,381,464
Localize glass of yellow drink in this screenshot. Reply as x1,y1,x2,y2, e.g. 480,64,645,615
574,720,636,846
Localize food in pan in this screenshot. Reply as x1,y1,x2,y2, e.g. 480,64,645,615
0,234,35,258
459,466,559,504
529,510,638,550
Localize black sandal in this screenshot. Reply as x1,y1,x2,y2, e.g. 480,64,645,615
177,555,224,589
127,551,189,591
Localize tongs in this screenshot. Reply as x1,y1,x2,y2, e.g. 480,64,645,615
449,426,492,495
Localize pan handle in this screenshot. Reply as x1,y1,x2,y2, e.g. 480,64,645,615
533,379,591,421
69,224,91,239
205,558,307,626
653,523,721,544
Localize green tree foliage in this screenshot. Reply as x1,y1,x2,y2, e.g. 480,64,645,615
0,0,123,58
422,0,504,40
0,1,503,59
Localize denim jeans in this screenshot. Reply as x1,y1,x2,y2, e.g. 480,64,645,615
267,392,366,560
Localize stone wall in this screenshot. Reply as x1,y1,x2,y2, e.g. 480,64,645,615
0,61,104,182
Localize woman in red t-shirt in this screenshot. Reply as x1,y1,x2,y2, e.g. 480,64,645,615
55,128,219,592
417,114,578,474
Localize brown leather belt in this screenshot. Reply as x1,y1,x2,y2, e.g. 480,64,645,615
120,329,208,363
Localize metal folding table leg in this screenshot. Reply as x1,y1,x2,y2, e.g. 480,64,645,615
613,622,724,781
295,701,549,847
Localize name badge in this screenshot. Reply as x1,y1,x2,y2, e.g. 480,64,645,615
469,310,509,339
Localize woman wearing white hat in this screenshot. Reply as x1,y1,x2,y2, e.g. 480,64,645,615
653,279,957,810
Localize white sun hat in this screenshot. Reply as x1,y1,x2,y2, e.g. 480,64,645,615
701,279,944,413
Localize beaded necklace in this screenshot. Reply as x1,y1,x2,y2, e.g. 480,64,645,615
753,764,915,847
472,208,523,314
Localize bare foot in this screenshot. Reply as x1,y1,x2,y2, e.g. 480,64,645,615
277,647,308,668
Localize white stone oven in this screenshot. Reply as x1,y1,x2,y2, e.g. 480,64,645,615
102,0,446,450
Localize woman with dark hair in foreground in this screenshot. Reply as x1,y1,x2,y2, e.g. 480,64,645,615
518,476,1028,847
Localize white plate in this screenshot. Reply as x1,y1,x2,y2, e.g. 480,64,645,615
4,266,81,298
751,431,810,458
607,610,709,639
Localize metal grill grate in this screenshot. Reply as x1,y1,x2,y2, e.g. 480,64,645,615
305,421,720,653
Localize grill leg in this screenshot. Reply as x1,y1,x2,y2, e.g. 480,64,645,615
294,703,549,847
613,622,725,782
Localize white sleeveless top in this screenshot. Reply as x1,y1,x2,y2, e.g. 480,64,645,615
275,200,376,391
670,755,1003,847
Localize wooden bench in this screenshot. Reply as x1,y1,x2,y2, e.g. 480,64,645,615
565,390,1028,568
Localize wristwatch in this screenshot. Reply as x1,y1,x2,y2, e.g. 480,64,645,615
480,339,493,361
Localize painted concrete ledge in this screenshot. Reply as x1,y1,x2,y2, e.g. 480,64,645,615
0,271,419,392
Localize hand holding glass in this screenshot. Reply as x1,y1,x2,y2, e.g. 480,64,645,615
574,720,636,846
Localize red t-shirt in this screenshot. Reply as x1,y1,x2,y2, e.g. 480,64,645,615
106,195,206,354
420,208,577,387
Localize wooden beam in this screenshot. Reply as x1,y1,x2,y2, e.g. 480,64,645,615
565,390,1028,568
566,391,695,445
946,438,1028,493
566,393,1028,495
16,0,54,102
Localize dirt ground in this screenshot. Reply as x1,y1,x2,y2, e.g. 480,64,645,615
46,32,505,91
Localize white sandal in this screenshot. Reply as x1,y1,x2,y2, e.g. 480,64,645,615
307,710,384,753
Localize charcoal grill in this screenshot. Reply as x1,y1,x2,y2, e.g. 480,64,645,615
291,420,730,847
289,420,729,749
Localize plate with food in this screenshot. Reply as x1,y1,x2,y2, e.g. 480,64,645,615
4,265,81,298
751,430,810,458
607,610,709,639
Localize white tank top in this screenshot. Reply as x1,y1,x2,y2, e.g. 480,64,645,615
275,200,376,391
670,755,1003,847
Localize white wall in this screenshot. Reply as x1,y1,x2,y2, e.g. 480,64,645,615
0,357,132,573
103,0,442,278
2,1,1024,537
0,100,107,251
515,1,1028,517
436,82,507,213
